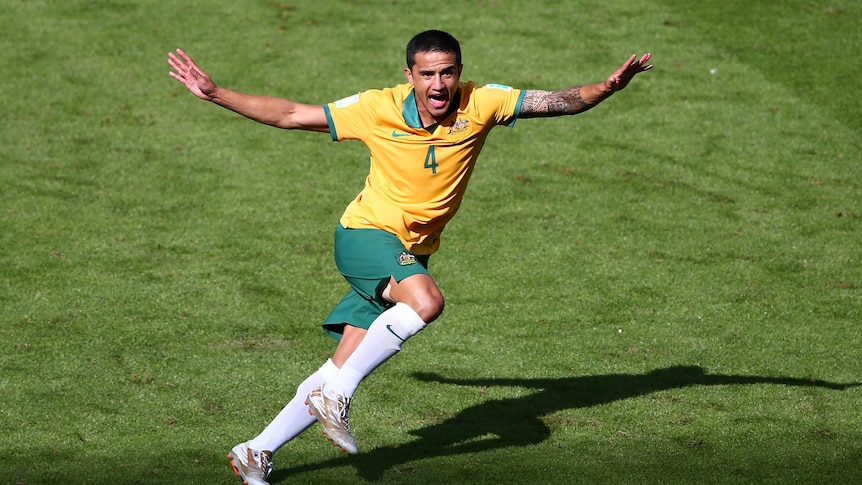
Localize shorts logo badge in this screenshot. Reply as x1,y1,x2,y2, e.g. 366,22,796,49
397,251,418,266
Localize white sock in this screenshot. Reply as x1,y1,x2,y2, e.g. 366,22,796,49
248,358,339,453
324,302,426,399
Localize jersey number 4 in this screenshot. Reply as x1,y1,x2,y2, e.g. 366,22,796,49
423,146,438,175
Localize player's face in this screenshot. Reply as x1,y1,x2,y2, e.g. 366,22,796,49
405,51,463,127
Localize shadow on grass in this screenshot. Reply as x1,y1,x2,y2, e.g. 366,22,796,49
274,366,859,482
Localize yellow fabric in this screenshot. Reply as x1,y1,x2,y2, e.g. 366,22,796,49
326,82,523,254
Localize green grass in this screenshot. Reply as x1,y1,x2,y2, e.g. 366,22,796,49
2,0,860,483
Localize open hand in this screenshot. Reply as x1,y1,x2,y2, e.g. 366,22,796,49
168,49,216,100
607,53,653,92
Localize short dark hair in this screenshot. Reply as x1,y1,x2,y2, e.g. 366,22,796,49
406,30,462,69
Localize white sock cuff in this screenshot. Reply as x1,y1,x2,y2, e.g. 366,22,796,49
391,302,427,336
320,358,339,379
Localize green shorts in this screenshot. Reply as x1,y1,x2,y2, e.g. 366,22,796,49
322,224,430,339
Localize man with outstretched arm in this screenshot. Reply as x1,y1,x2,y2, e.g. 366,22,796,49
168,29,651,485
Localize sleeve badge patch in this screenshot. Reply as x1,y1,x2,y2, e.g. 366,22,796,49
334,93,360,108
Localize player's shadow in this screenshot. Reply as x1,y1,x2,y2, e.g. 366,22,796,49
273,366,859,482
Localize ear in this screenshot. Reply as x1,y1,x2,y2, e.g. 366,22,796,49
404,67,414,85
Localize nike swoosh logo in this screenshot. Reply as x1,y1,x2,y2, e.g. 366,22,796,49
386,324,406,342
391,130,411,138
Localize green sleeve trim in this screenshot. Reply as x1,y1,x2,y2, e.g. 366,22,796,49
323,104,337,141
509,89,527,127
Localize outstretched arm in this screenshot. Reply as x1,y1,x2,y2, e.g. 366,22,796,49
519,53,652,118
167,49,330,132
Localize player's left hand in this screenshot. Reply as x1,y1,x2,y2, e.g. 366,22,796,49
607,53,653,92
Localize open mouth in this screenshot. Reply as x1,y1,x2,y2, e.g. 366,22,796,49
428,92,449,110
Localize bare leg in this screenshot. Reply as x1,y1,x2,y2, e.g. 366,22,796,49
332,325,368,367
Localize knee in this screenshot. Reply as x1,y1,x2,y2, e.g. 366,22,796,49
413,291,444,323
401,285,444,323
386,274,445,323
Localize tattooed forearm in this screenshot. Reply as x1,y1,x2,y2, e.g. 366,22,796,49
519,86,595,118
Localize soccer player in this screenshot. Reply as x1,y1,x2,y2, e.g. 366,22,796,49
168,30,652,485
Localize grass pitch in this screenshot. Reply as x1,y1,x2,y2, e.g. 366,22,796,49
2,1,860,484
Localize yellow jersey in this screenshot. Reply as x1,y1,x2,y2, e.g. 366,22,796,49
324,82,525,255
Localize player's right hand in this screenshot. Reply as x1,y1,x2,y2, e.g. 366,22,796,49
168,48,216,101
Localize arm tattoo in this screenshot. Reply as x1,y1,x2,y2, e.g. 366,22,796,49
519,86,592,118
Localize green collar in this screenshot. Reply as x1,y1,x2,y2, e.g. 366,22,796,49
402,90,424,129
402,88,461,132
